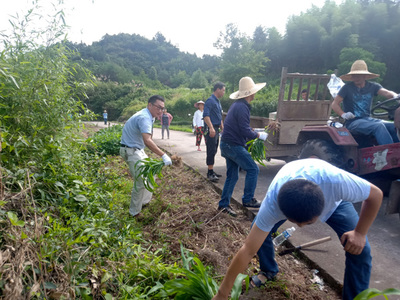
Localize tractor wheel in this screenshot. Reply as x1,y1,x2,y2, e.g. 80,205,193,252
299,139,343,167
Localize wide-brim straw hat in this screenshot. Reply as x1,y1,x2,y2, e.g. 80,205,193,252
340,60,379,81
194,100,205,108
229,77,266,100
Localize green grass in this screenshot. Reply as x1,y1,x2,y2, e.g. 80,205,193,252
154,124,193,133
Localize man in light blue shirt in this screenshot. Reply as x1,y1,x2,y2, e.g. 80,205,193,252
213,159,382,300
120,95,172,217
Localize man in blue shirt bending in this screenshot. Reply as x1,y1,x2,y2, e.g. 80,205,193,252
217,77,268,217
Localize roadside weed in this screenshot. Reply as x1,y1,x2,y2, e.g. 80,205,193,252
354,288,400,300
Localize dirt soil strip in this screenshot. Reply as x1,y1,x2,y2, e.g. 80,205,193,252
140,153,342,300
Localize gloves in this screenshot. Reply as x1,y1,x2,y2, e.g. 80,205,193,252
341,112,355,120
258,132,268,141
162,153,172,166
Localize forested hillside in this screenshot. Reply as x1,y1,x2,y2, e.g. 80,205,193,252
68,0,400,122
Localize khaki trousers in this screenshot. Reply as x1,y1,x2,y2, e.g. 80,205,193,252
120,147,152,216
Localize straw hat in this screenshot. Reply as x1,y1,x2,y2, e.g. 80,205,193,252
340,60,379,81
229,77,266,100
194,100,205,108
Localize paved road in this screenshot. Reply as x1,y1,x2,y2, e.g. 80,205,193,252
151,127,400,299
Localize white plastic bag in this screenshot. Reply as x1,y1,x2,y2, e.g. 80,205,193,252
327,74,345,98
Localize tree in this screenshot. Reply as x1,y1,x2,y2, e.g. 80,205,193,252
252,26,268,52
284,14,325,72
216,24,269,92
0,1,95,169
189,69,208,89
337,47,386,82
148,66,158,81
170,70,188,88
153,32,167,43
264,27,283,75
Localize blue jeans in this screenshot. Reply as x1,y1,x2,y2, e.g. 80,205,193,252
218,141,259,208
255,201,371,300
346,117,399,145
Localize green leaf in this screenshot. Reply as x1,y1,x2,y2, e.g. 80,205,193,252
354,288,400,300
104,294,113,300
7,211,25,227
382,288,400,295
55,181,64,187
44,282,57,290
101,271,112,283
231,274,249,300
74,195,88,202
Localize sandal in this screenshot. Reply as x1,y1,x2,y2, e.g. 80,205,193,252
250,271,276,288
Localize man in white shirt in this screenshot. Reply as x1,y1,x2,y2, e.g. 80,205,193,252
213,159,382,300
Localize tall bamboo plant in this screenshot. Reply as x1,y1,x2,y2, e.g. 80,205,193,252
0,1,95,172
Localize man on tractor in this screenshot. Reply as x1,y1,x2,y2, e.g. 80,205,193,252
332,59,399,145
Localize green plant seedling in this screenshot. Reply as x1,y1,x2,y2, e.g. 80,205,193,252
246,138,267,167
135,158,165,192
354,288,400,300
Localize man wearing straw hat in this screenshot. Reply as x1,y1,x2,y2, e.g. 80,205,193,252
217,77,268,217
332,59,399,145
193,100,205,151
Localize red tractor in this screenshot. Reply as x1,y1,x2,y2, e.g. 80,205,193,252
248,67,400,216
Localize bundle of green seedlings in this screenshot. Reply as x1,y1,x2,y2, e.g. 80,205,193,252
135,158,165,192
246,131,268,167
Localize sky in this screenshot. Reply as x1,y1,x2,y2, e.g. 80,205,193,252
1,0,343,57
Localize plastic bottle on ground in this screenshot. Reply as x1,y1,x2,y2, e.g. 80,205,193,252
272,227,296,247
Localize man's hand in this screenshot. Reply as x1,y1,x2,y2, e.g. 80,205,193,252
340,230,366,255
341,112,355,120
161,153,172,166
209,128,216,138
212,292,226,300
258,132,268,141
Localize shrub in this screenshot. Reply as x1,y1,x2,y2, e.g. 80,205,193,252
89,125,123,156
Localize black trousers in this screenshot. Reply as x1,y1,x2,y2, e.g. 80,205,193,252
204,128,219,166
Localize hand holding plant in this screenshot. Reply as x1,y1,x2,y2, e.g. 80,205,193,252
135,155,182,192
135,158,165,192
246,130,269,167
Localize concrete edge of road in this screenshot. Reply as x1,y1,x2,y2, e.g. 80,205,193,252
160,146,343,296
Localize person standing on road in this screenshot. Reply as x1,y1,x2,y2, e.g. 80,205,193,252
120,95,172,218
103,110,108,125
158,108,173,139
212,158,382,300
203,82,225,182
218,77,268,217
332,59,399,145
193,100,205,151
